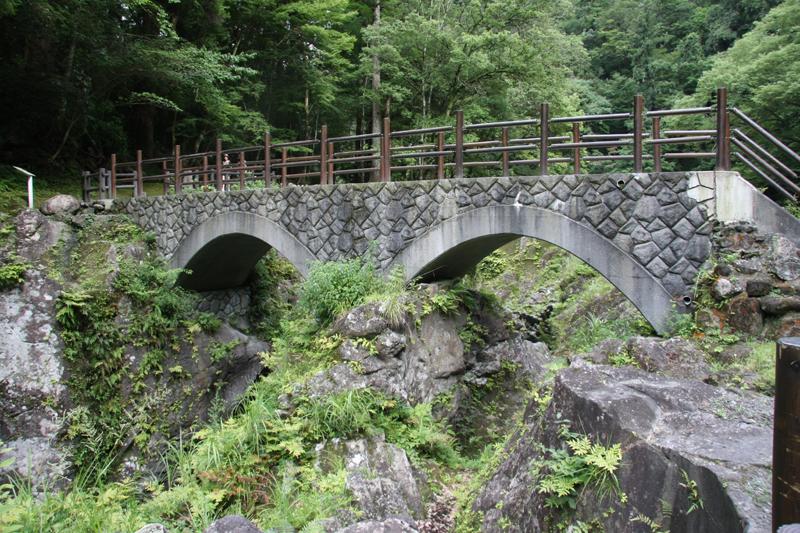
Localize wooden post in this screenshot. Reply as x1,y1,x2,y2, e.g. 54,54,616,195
215,139,223,191
264,132,272,187
774,337,800,529
174,144,182,194
327,142,334,184
633,94,644,173
110,153,117,199
502,126,510,177
136,150,144,197
320,125,328,185
716,87,731,171
539,103,549,175
162,160,168,195
281,147,288,187
652,117,662,173
572,123,581,174
238,151,245,189
437,131,445,180
455,110,464,179
382,116,391,182
202,155,209,189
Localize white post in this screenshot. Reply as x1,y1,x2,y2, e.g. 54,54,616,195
27,175,33,209
12,167,35,209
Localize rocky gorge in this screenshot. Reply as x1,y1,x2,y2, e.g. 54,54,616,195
0,195,788,532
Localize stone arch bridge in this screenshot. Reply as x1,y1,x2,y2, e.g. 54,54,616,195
117,171,800,333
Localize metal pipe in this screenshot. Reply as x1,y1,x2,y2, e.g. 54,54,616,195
645,106,713,117
732,107,800,164
732,139,800,195
647,135,714,145
634,94,644,172
540,103,549,175
550,112,631,124
455,110,464,179
716,87,731,170
734,152,795,201
464,118,539,130
734,129,798,180
774,338,800,530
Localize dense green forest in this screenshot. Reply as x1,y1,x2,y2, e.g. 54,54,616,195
0,0,795,177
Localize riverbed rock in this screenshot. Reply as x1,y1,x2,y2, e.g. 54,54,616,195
472,364,772,533
203,515,263,533
40,194,81,216
336,518,418,533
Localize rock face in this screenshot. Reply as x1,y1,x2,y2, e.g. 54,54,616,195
40,194,81,216
0,211,71,490
0,209,271,487
473,364,772,533
302,296,551,413
709,223,800,337
318,434,425,527
584,336,712,381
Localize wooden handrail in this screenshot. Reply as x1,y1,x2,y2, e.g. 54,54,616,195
82,88,798,203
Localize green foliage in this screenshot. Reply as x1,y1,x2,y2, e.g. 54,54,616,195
0,260,28,290
680,470,704,514
51,217,215,483
299,257,382,324
536,430,623,511
248,250,299,339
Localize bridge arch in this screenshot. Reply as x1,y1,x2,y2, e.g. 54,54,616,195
388,205,681,334
170,211,316,291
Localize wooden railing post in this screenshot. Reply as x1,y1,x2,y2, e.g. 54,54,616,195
633,94,644,173
437,131,445,180
774,337,800,529
716,87,731,171
110,153,117,199
382,116,392,182
455,110,464,179
502,126,510,177
652,117,662,172
174,144,182,194
238,151,245,189
539,103,549,175
572,123,581,174
215,139,223,191
202,155,209,189
320,125,328,185
327,142,334,184
136,149,144,197
162,161,168,195
281,147,288,187
264,132,272,187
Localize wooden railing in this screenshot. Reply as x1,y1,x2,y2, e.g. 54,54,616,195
83,87,800,203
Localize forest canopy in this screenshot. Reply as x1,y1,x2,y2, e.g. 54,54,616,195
0,0,793,177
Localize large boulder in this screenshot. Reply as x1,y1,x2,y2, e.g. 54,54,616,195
318,434,425,528
473,364,772,532
40,194,81,216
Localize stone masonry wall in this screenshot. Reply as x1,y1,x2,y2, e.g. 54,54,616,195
117,173,713,297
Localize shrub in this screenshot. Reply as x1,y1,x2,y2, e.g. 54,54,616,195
298,257,382,324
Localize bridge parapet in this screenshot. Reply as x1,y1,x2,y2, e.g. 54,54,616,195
119,172,714,299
